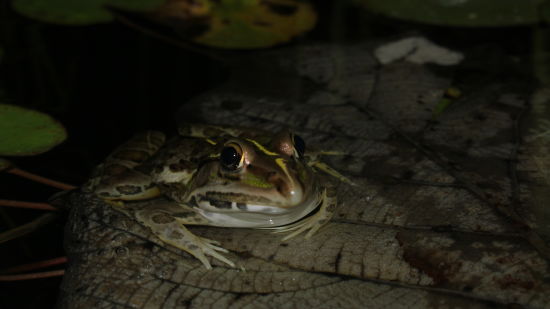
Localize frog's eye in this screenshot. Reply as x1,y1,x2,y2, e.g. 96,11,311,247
292,134,306,158
220,143,244,170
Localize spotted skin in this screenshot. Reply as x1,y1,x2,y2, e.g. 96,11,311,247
83,131,165,199
85,124,350,269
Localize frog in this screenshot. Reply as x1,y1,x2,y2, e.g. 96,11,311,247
84,124,353,269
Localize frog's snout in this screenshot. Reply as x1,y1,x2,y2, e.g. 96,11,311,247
266,171,304,206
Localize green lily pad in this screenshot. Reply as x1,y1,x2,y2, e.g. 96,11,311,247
156,0,317,49
0,104,67,156
354,0,543,27
12,0,164,25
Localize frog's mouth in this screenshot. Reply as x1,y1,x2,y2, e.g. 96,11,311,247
190,185,322,228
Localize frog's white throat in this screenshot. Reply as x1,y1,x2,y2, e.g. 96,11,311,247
193,187,323,228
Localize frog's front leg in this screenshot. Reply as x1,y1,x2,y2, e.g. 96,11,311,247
310,161,356,186
274,186,338,241
129,203,235,269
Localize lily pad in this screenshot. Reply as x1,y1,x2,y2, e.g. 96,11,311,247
155,0,317,49
354,0,542,27
0,104,67,156
12,0,163,25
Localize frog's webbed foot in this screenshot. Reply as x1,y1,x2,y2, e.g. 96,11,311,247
176,233,235,270
272,187,337,241
135,209,235,269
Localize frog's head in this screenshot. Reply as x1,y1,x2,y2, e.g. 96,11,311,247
188,129,321,228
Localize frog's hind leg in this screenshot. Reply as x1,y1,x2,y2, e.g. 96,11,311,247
84,131,165,196
94,170,161,201
134,205,235,269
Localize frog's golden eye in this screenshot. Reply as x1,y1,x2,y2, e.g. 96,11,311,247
220,143,244,170
292,134,306,158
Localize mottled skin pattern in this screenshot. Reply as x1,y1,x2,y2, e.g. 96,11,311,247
83,124,349,269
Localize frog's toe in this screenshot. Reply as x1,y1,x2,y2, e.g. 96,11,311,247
270,212,325,241
185,233,235,267
304,221,323,239
172,234,235,269
195,235,229,253
273,188,335,241
280,225,308,241
196,236,222,248
279,215,322,241
202,246,235,268
189,249,212,270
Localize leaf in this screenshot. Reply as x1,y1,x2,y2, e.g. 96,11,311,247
12,0,164,25
353,0,543,27
60,41,549,308
0,104,67,156
521,87,550,253
155,0,317,49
